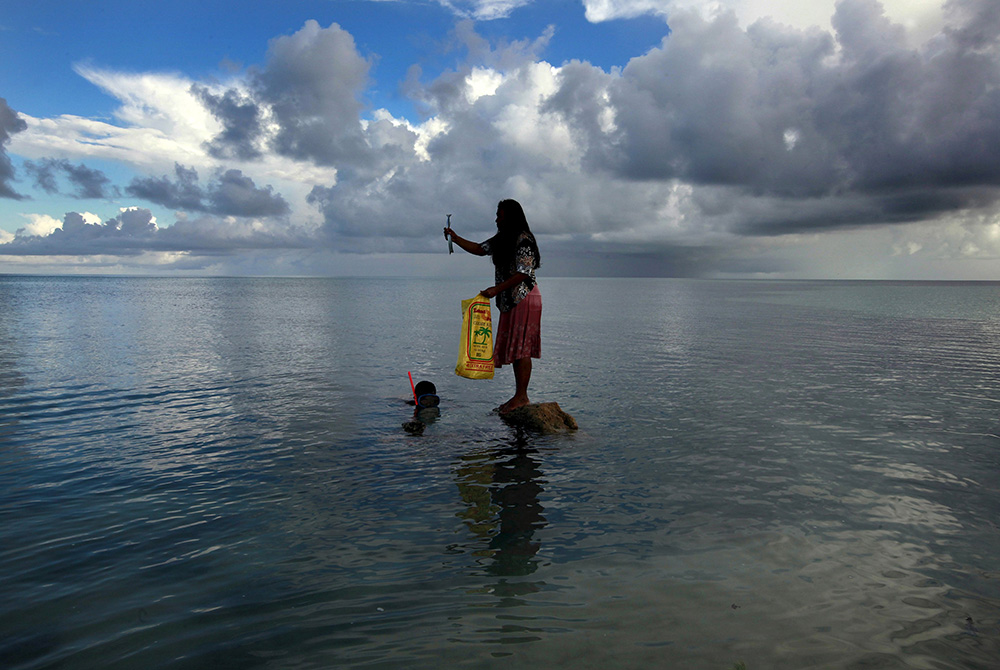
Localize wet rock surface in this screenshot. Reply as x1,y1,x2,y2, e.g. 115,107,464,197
501,402,578,433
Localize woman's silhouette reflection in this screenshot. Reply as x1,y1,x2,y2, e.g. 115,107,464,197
454,436,546,578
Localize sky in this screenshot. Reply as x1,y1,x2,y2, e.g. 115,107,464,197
1,0,998,279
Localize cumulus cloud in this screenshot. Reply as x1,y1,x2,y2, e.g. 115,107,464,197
300,0,998,260
126,163,291,217
207,169,291,217
196,20,373,168
304,24,578,251
17,213,74,237
4,2,999,278
3,206,312,257
0,97,28,199
225,2,1000,270
545,0,1000,238
3,209,158,256
261,21,374,166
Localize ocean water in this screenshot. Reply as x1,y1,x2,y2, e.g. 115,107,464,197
1,275,999,670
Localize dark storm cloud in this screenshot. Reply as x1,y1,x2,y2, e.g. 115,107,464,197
546,0,1000,234
0,97,27,200
303,1,1000,259
736,185,998,236
25,159,58,193
209,169,291,217
23,158,120,199
126,164,290,217
126,163,203,210
192,86,264,160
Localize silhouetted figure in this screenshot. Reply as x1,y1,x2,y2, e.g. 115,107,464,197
444,199,542,413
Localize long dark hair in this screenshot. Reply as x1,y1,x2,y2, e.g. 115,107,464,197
492,199,541,270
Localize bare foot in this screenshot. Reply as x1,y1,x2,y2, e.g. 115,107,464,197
499,396,530,414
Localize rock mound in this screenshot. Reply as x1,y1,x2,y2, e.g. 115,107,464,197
502,402,578,433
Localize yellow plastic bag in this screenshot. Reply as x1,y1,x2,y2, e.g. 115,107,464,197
455,293,495,379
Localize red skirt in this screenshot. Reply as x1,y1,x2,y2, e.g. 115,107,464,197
494,285,541,367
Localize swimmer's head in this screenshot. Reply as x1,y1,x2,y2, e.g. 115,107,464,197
414,380,439,408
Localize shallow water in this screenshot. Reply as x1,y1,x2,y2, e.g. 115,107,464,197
1,276,998,669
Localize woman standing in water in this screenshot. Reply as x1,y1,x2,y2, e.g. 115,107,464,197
445,199,542,413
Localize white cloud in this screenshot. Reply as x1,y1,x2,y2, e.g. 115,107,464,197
75,65,221,142
11,112,210,173
465,67,504,103
8,68,231,176
581,0,944,44
438,0,534,20
10,211,104,240
18,213,66,237
583,0,665,22
783,128,800,151
493,63,580,168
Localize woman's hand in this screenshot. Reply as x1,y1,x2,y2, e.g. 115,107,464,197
443,227,455,239
481,286,498,299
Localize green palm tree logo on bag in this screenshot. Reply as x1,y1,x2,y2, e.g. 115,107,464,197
473,324,492,345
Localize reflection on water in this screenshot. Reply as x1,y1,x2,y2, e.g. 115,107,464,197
454,435,547,583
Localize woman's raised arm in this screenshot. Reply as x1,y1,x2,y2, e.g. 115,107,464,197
444,227,487,256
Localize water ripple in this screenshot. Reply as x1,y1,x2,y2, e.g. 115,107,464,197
2,278,1000,668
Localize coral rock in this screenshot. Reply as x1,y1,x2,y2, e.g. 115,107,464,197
502,402,578,433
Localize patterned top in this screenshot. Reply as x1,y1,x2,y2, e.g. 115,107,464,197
480,232,538,313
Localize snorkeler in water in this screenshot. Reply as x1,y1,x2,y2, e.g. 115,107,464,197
411,380,440,409
403,380,440,434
